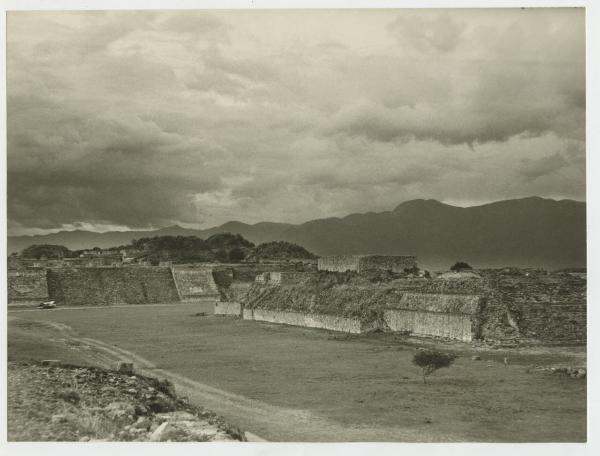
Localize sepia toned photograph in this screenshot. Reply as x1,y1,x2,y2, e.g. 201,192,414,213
3,2,591,448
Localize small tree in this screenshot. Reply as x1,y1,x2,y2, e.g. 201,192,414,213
450,261,472,272
413,350,457,384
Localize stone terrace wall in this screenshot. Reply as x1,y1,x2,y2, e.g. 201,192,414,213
358,255,417,273
214,302,242,316
230,263,308,282
46,267,180,306
485,271,586,343
171,267,219,301
392,277,514,342
242,270,586,344
317,256,361,273
383,310,474,342
254,271,316,286
244,308,367,333
7,270,49,303
517,303,586,344
394,293,482,314
384,293,484,341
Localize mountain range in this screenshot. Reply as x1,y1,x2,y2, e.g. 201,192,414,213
7,197,586,270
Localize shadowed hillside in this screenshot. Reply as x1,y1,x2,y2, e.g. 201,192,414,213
8,197,585,270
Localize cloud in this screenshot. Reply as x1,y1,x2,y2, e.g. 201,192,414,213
325,9,585,146
519,153,569,181
388,13,465,53
158,11,229,42
6,9,586,235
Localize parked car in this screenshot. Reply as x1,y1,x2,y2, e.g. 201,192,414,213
37,300,56,309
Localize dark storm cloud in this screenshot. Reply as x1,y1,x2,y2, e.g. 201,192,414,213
6,9,586,235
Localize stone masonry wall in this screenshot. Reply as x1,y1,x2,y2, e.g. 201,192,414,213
317,256,362,273
383,309,474,342
383,293,484,341
214,302,242,316
171,267,220,301
255,271,316,286
394,293,482,314
46,267,180,306
244,308,367,333
484,271,586,343
233,268,586,344
7,270,49,303
317,255,416,273
358,255,417,273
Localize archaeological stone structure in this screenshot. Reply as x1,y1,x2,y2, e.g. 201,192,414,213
229,267,586,344
45,267,180,306
6,256,586,346
214,301,243,316
484,270,587,344
7,266,223,306
171,267,220,302
7,270,49,304
383,293,484,342
242,308,377,333
317,255,417,273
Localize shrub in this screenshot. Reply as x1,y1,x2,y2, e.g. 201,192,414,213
228,247,245,261
58,389,81,404
412,350,457,383
450,262,473,272
403,265,420,275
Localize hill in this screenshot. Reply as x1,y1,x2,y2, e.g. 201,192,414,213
8,197,586,270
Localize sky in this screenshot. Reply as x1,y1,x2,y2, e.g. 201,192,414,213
6,8,585,235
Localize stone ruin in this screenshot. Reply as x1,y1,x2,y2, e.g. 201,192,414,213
8,266,220,307
7,254,586,346
317,255,417,273
217,260,586,345
383,293,484,342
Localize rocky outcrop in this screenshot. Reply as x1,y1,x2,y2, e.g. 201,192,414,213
7,361,245,442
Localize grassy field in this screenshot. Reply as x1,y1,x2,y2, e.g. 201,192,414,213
8,303,586,442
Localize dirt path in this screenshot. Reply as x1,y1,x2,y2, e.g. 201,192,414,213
8,315,449,442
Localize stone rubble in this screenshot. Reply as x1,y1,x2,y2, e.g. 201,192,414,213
7,361,246,442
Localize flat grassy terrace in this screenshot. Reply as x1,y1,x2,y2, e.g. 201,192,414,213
8,303,586,442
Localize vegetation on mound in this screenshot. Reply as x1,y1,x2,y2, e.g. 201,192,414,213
21,244,73,259
450,262,473,272
242,270,493,322
131,233,254,264
251,241,316,260
17,235,317,266
243,272,410,321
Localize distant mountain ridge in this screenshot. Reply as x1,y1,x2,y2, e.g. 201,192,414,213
7,197,586,270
